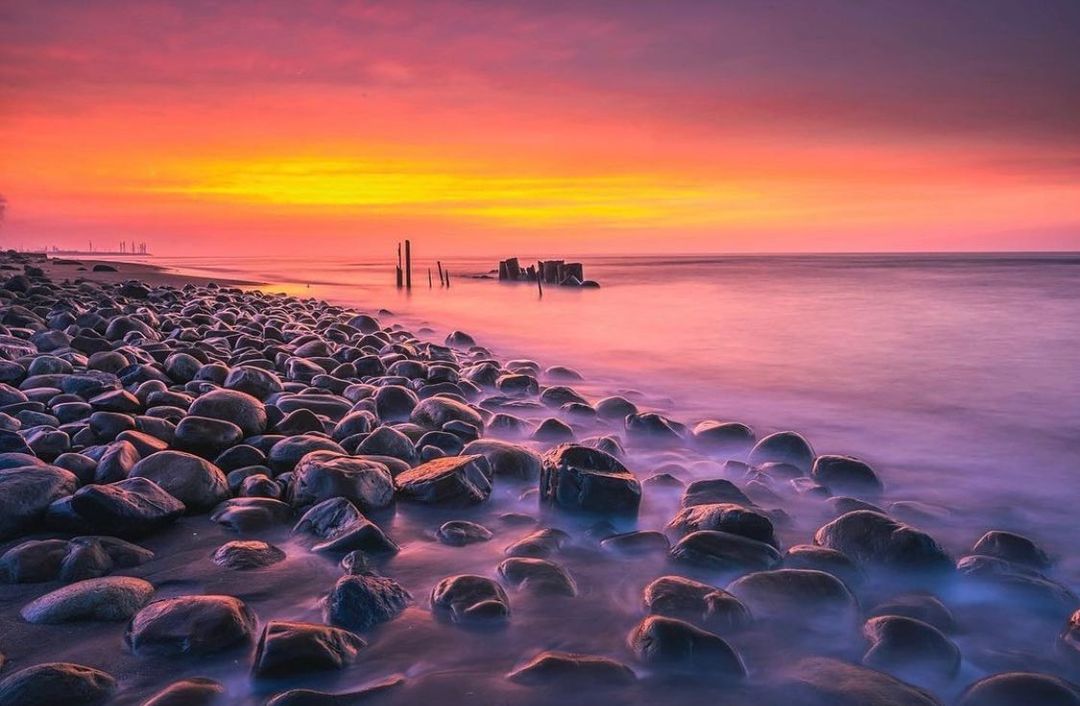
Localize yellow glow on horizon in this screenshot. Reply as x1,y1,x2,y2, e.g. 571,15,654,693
141,157,781,228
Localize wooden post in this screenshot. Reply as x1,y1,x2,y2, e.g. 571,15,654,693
537,272,543,296
445,269,450,288
428,268,433,288
396,243,403,288
437,261,444,287
404,239,412,289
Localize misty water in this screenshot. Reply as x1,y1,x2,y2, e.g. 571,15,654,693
28,252,1075,704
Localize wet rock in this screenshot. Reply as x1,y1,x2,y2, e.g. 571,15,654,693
224,366,283,401
508,651,635,686
187,388,267,437
862,615,960,680
355,425,417,464
783,657,942,706
728,569,857,628
210,497,292,532
869,594,956,633
293,497,398,555
94,439,140,483
956,554,1077,619
211,540,286,570
325,573,410,631
394,454,492,506
539,385,588,408
814,510,953,574
70,477,186,536
599,530,670,555
268,435,346,474
174,415,244,456
497,557,577,596
667,502,778,547
628,615,746,677
828,496,886,516
410,396,483,429
957,672,1080,706
142,677,225,706
539,443,640,515
21,576,154,624
373,385,418,422
504,528,569,558
289,450,395,511
0,464,78,538
531,417,574,442
691,420,755,452
784,544,864,588
748,431,815,473
643,576,752,633
680,477,752,508
670,530,782,573
129,450,229,511
126,595,257,656
459,439,541,481
0,662,116,706
971,530,1052,570
254,620,365,677
436,520,493,546
431,574,510,624
811,454,884,497
625,412,684,443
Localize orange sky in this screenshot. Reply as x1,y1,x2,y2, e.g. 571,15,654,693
2,1,1078,256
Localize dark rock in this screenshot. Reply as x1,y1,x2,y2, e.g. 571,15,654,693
324,573,410,631
971,530,1052,570
142,677,225,706
599,530,670,555
784,544,864,588
691,420,755,452
862,615,960,680
69,477,185,536
20,576,155,623
211,540,286,569
748,431,815,473
811,454,884,497
1060,609,1080,669
188,388,267,437
254,620,365,677
289,451,394,511
782,657,942,706
355,425,416,463
504,528,569,558
643,576,752,633
868,594,956,633
436,520,493,546
431,574,510,624
210,497,292,532
670,530,782,573
728,569,857,627
628,615,746,677
957,672,1080,706
174,415,244,456
0,464,78,538
497,557,577,596
268,435,346,474
410,396,482,429
394,454,492,506
224,366,283,401
531,417,574,442
293,497,398,555
667,502,777,547
125,595,257,656
0,662,116,706
681,478,753,507
129,450,229,511
539,443,640,515
508,651,635,686
814,510,953,574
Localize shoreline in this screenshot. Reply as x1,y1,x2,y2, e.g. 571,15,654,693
0,249,1076,705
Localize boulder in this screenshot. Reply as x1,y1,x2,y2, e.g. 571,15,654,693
643,575,752,633
187,388,267,436
431,574,510,624
462,439,541,480
0,465,78,538
957,672,1080,706
508,651,635,686
628,615,746,677
670,530,782,573
862,615,960,680
811,455,884,497
324,573,410,631
727,569,857,626
539,444,640,515
497,557,577,596
667,503,777,547
293,497,398,555
289,451,394,511
410,396,482,429
69,477,185,536
142,678,225,706
436,520,493,546
129,450,229,511
254,620,365,677
814,511,953,574
782,657,942,706
748,431,815,473
211,540,286,570
970,530,1051,570
394,455,492,506
125,595,257,656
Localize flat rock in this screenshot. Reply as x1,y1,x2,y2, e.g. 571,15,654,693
21,576,155,624
782,657,942,706
436,520,493,546
508,651,635,686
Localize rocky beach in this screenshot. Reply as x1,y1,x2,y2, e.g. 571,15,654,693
0,250,1077,706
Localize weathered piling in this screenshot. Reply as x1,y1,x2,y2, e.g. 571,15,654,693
437,261,444,287
428,268,433,288
396,243,403,288
405,239,412,289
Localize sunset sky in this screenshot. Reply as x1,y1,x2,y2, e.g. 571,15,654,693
2,0,1078,256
